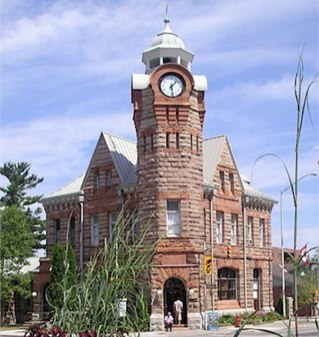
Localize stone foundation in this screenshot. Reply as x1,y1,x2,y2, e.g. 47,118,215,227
149,313,164,331
187,312,202,329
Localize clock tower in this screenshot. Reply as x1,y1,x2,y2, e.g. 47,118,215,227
131,15,208,329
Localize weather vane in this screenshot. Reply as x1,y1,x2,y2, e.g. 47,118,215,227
164,0,170,21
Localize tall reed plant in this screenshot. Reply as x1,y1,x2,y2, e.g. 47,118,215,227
47,208,158,336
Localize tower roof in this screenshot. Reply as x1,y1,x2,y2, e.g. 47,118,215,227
142,16,194,74
149,18,186,50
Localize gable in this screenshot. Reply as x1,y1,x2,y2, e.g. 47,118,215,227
81,133,117,190
203,135,244,191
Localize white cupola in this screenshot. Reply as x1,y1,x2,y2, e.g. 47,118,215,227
142,16,194,74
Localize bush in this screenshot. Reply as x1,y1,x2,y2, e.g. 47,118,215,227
263,311,282,322
218,314,235,326
219,310,282,327
275,295,288,316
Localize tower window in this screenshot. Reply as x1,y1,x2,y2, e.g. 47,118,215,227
166,132,170,148
190,134,193,150
166,200,180,236
176,133,180,149
151,134,154,150
150,58,160,68
143,135,146,152
196,136,199,151
163,57,177,64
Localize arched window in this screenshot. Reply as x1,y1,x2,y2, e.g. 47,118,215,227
218,268,237,300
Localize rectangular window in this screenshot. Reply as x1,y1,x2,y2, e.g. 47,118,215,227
259,219,265,247
216,211,223,244
70,216,76,248
55,219,60,243
220,171,225,192
109,212,118,242
106,170,112,187
218,268,237,300
196,136,199,151
247,216,253,245
166,132,170,148
91,215,99,246
94,171,100,189
176,133,180,149
151,134,154,150
166,200,180,236
143,135,146,152
190,134,193,150
229,173,235,194
230,214,237,245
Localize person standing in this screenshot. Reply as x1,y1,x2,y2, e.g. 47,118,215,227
173,298,183,324
164,311,174,332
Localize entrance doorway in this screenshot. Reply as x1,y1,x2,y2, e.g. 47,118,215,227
164,278,187,325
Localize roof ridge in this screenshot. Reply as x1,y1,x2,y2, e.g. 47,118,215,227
203,134,227,142
46,173,84,195
102,131,136,145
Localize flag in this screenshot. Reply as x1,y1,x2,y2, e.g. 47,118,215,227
300,243,309,266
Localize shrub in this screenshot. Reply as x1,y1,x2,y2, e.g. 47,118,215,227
218,314,235,326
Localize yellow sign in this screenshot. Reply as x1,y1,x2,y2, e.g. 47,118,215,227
204,255,213,275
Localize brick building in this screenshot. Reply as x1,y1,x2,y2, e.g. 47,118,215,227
33,16,276,330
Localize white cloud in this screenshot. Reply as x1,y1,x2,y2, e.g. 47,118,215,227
1,0,318,251
0,110,136,194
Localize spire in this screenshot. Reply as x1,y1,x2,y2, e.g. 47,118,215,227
141,6,194,74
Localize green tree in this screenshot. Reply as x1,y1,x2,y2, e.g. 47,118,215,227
298,268,317,308
47,242,77,311
48,242,65,310
0,161,45,250
0,206,34,318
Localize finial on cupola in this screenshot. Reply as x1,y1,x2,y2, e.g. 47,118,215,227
141,0,194,74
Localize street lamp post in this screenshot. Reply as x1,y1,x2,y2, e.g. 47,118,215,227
280,173,317,318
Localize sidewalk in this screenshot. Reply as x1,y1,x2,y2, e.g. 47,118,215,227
0,317,317,337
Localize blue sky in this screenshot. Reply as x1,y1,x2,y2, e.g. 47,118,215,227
1,0,318,252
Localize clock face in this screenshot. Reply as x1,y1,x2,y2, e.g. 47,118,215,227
159,73,184,98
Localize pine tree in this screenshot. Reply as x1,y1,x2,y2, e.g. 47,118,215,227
0,161,45,250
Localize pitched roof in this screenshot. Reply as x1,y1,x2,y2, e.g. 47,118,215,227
42,173,84,202
241,174,276,202
202,135,225,182
42,132,274,203
102,132,137,182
